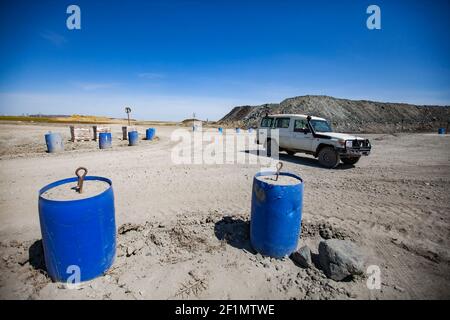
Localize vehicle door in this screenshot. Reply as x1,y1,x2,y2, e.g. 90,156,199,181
289,119,314,151
257,117,273,143
274,117,291,148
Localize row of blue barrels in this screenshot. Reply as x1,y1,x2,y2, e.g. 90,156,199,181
128,128,156,146
45,129,156,152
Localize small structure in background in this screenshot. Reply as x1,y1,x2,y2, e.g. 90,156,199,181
70,126,92,142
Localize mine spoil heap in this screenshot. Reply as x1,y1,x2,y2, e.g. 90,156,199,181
218,95,450,133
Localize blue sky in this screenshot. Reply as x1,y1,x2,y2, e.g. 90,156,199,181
0,0,449,121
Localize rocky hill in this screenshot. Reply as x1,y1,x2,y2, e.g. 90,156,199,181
218,95,450,133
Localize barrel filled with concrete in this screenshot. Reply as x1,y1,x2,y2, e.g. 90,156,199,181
99,132,112,149
146,128,156,140
128,131,139,146
45,132,64,153
38,176,116,282
250,171,304,258
438,128,446,134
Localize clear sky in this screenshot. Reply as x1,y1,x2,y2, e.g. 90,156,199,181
0,0,449,121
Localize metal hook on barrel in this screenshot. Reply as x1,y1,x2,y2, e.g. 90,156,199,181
275,162,283,181
75,167,88,193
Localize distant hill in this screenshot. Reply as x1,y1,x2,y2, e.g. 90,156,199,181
218,95,450,133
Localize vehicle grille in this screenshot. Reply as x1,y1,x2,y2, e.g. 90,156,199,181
351,139,371,148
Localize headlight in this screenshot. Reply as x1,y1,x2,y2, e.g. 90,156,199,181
345,140,353,148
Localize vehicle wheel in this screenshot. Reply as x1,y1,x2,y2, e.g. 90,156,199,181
265,139,279,158
286,150,296,156
318,146,340,168
342,157,361,165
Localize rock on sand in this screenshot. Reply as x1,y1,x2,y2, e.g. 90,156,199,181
318,239,366,281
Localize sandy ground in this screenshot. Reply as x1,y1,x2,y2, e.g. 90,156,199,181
0,122,449,300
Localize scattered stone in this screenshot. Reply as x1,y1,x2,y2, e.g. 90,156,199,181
118,223,143,235
126,247,135,257
394,285,405,292
126,240,145,257
318,239,366,281
17,252,29,266
290,245,313,268
9,240,21,248
319,228,333,240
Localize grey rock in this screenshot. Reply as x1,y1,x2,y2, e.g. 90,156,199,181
319,228,333,239
291,245,312,268
318,239,366,281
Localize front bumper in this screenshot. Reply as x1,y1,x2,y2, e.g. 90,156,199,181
338,139,371,157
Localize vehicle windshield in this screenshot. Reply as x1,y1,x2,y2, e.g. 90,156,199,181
310,120,333,132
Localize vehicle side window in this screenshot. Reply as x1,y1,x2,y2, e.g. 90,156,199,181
294,120,309,132
260,118,273,128
275,118,290,129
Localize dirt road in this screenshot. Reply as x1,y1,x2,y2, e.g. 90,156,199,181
0,122,449,299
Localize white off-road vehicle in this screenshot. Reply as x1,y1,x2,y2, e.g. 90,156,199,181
256,114,371,168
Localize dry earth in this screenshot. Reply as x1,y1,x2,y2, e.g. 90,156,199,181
0,122,449,299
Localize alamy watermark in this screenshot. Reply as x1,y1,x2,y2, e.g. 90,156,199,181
367,5,381,30
65,264,81,289
170,123,280,172
66,5,81,30
366,265,381,290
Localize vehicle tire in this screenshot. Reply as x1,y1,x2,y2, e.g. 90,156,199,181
265,139,279,158
286,150,296,156
318,146,340,168
342,157,361,165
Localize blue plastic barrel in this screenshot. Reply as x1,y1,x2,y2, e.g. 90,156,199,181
38,176,116,282
248,128,253,133
146,128,156,140
438,128,446,134
218,127,223,134
128,131,139,146
250,171,304,258
236,128,241,133
45,132,64,153
99,132,112,149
